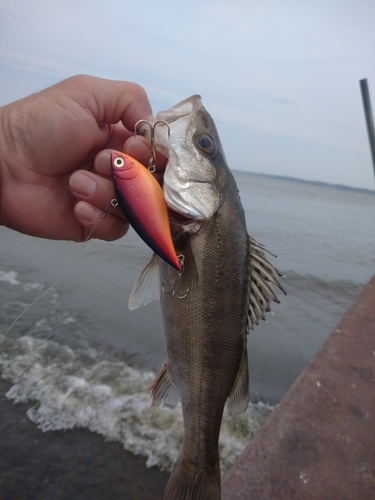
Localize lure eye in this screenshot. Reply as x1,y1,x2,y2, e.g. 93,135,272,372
113,156,125,168
196,134,216,155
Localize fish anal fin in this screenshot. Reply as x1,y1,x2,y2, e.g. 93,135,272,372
149,363,179,410
128,254,160,310
226,341,249,419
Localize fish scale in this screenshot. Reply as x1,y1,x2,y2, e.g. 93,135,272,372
158,174,249,499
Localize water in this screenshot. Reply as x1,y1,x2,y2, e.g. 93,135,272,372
1,173,374,477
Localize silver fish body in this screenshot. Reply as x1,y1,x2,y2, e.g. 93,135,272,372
129,96,285,500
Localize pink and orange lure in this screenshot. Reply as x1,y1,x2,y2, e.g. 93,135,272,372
111,152,181,270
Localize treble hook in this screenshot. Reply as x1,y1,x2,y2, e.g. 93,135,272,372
162,255,190,299
134,119,170,173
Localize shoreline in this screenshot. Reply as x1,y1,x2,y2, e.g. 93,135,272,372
0,379,169,499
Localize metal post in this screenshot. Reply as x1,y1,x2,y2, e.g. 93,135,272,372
359,79,375,180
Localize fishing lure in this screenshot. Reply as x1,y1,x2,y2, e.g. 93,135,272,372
111,151,181,270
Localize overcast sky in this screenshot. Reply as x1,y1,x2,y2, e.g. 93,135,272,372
1,0,375,190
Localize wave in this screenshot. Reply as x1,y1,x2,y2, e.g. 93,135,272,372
0,333,272,474
283,269,366,300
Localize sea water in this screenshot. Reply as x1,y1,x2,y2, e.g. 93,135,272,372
1,172,374,474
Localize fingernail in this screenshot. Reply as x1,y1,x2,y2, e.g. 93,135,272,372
75,202,101,223
95,152,112,177
70,172,96,197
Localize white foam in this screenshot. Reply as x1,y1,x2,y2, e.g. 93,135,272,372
0,334,272,473
0,270,20,286
22,282,45,292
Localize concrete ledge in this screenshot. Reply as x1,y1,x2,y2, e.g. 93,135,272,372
222,274,375,499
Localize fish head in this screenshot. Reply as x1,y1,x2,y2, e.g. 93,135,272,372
153,96,228,222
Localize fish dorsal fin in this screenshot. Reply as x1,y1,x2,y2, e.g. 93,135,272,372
247,236,287,331
226,340,249,418
148,363,180,410
128,254,160,310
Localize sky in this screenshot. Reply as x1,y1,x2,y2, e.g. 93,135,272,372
1,0,375,190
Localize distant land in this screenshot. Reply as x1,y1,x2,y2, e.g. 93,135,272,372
232,170,375,196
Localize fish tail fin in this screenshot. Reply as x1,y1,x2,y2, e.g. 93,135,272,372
163,457,220,500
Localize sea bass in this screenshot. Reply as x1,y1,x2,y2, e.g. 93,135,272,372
129,96,285,500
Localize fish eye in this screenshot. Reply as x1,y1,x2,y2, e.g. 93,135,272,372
195,134,216,155
113,156,125,168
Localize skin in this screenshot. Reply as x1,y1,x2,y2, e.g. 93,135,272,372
0,74,167,242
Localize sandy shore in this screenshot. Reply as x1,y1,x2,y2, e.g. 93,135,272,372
0,379,169,500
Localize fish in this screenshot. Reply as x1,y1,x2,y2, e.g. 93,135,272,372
111,152,181,270
129,96,286,499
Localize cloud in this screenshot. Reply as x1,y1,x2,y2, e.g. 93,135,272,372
1,0,375,189
205,99,368,155
271,95,295,105
0,48,92,79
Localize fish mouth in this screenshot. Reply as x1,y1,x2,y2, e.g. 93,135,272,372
153,95,203,144
154,95,215,223
163,182,208,220
167,208,196,225
158,95,202,125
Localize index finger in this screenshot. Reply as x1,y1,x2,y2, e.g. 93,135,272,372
61,75,153,130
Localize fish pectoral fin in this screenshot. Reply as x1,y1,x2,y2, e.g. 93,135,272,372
148,363,180,410
128,254,160,310
226,340,249,419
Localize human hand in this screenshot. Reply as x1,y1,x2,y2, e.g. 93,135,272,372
0,75,163,242
72,132,168,239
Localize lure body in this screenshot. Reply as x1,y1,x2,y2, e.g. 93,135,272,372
111,152,181,270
